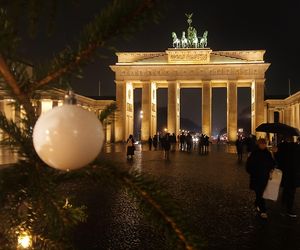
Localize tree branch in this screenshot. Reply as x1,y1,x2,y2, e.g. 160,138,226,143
34,0,157,89
34,43,101,89
0,55,36,124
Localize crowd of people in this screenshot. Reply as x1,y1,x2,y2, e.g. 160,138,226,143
126,132,211,161
126,132,300,219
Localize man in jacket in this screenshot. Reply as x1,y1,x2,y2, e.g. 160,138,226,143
246,138,276,219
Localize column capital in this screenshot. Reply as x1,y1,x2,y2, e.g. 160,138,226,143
255,79,266,84
167,80,180,88
226,80,239,86
115,80,126,85
167,80,180,84
202,80,212,84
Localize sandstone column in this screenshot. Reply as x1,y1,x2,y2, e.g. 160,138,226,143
202,81,212,136
142,82,157,140
115,81,126,142
286,106,291,126
227,81,237,141
141,82,151,141
290,105,295,127
150,82,157,137
279,110,283,123
168,81,180,134
295,103,300,129
41,99,53,114
251,79,265,137
268,109,274,123
3,99,15,121
125,82,134,140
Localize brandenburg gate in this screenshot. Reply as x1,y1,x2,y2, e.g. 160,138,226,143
110,14,270,142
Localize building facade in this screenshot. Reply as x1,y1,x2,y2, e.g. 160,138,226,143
0,88,116,143
110,48,270,142
265,91,300,130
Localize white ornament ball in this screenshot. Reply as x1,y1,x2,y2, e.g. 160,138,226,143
33,105,104,170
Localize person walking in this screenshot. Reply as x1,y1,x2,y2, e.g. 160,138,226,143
126,135,135,160
148,136,153,151
171,133,177,152
186,133,192,152
235,136,244,162
217,135,221,144
246,138,276,219
162,133,171,160
153,134,158,150
275,138,300,218
179,132,185,151
204,135,209,154
199,134,204,155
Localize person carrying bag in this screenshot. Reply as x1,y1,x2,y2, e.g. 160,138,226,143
246,138,276,219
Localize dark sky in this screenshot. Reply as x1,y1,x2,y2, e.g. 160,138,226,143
16,0,300,132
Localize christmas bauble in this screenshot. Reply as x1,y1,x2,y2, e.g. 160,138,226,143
33,105,104,170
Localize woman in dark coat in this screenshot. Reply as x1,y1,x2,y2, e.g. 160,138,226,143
246,138,276,219
126,135,135,160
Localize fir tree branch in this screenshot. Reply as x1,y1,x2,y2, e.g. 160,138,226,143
0,55,36,124
99,102,117,123
34,42,102,89
34,0,161,89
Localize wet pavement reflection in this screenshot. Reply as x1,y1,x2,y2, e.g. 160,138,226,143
77,143,300,250
1,144,299,249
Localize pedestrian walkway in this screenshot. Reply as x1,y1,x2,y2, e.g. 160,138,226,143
96,144,300,250
1,144,299,249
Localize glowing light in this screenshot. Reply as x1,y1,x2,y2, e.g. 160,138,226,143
164,128,167,132
17,231,32,249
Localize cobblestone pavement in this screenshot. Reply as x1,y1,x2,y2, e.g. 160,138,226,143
73,144,300,250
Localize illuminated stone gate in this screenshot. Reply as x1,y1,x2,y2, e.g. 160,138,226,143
110,48,269,142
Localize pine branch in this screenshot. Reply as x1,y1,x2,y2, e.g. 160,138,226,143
0,55,36,124
33,0,162,90
99,102,117,123
34,43,102,89
0,112,33,157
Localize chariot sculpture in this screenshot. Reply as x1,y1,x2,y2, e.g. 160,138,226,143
172,13,208,49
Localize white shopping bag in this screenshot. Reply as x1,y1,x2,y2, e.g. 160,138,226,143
263,169,282,201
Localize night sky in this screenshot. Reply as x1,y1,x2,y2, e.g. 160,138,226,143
17,0,300,133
